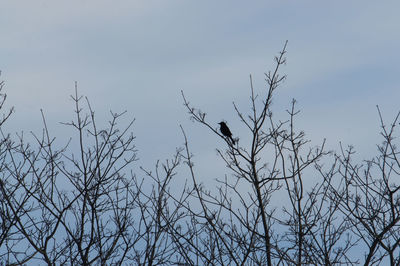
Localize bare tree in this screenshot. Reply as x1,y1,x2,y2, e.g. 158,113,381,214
177,42,358,265
0,77,20,265
324,107,400,266
0,86,140,265
1,44,400,265
0,84,192,265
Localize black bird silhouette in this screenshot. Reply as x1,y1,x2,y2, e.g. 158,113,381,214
218,122,235,144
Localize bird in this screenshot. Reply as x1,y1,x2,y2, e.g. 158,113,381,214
218,122,235,144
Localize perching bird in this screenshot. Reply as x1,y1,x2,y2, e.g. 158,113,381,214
218,122,235,144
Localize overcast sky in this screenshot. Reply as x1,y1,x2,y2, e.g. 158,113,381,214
1,1,400,177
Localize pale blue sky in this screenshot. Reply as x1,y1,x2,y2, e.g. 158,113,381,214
1,1,400,172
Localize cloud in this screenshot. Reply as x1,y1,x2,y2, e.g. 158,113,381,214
1,0,399,166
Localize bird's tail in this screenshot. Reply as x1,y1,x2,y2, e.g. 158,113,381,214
230,136,235,145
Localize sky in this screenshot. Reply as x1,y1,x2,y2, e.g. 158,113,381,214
1,1,400,179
